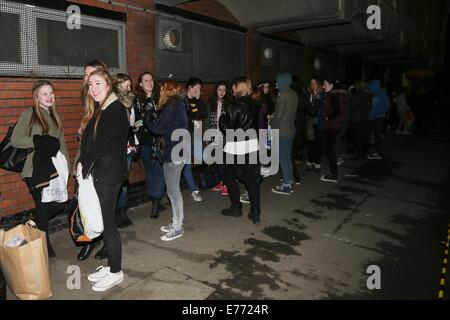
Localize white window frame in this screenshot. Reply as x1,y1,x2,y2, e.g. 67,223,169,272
0,0,126,78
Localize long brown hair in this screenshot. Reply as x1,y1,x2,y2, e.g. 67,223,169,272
135,71,159,102
80,69,114,135
158,80,181,109
81,60,109,105
29,80,60,135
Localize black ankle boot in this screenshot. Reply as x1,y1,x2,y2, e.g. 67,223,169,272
45,233,56,258
94,244,107,260
120,207,133,227
221,205,243,217
77,241,99,261
247,209,261,225
151,198,163,219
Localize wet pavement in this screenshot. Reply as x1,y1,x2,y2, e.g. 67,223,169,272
6,134,450,300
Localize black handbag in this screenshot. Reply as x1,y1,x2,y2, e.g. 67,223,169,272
196,165,220,190
0,124,34,172
67,192,91,243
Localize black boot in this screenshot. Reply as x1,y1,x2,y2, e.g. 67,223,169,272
247,209,261,225
77,241,99,261
46,234,56,258
94,244,107,260
151,198,163,219
221,205,243,217
119,207,133,227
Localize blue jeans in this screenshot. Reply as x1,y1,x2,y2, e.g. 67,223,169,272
182,142,202,192
141,145,166,199
279,137,294,186
118,154,132,209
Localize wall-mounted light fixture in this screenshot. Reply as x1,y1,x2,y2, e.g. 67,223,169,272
314,58,322,70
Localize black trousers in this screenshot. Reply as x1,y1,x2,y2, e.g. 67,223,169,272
352,121,370,158
224,153,260,211
94,183,122,273
26,180,66,252
321,129,339,176
306,140,319,164
370,118,384,156
291,129,305,180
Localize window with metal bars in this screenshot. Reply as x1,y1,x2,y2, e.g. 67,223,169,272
0,0,126,78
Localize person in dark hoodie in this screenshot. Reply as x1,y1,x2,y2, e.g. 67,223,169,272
368,79,391,160
144,80,189,241
182,78,207,203
319,77,344,183
219,77,261,224
349,80,372,161
11,80,69,258
134,72,167,219
270,73,299,195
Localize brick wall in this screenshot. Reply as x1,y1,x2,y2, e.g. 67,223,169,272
0,0,156,218
0,0,254,218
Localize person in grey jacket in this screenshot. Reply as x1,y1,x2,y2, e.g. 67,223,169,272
11,80,69,258
271,73,298,195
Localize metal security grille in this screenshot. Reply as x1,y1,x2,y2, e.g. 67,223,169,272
158,18,184,52
155,14,246,82
0,0,126,78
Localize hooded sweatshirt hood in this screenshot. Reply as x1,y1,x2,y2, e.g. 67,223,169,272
368,79,382,94
368,79,391,120
276,73,293,91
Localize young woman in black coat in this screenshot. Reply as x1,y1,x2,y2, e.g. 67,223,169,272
77,69,129,292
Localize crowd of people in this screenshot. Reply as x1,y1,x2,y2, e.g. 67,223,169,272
10,58,424,292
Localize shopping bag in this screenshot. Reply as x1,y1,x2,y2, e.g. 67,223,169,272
66,192,91,243
42,151,68,203
0,221,52,300
78,175,103,240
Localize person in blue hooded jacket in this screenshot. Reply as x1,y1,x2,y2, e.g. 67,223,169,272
368,79,391,160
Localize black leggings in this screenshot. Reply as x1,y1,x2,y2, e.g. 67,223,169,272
94,183,122,273
26,181,65,252
320,130,339,176
353,121,370,158
224,153,260,211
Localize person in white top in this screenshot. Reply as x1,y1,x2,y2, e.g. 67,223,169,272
394,89,414,135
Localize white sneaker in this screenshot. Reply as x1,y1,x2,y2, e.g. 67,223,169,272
160,223,174,233
191,191,203,202
92,271,124,292
88,266,110,282
161,229,184,241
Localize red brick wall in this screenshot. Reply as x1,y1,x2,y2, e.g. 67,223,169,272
0,0,254,218
0,0,155,218
176,0,239,25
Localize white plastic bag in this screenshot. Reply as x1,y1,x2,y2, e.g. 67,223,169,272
41,151,68,203
78,174,103,239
